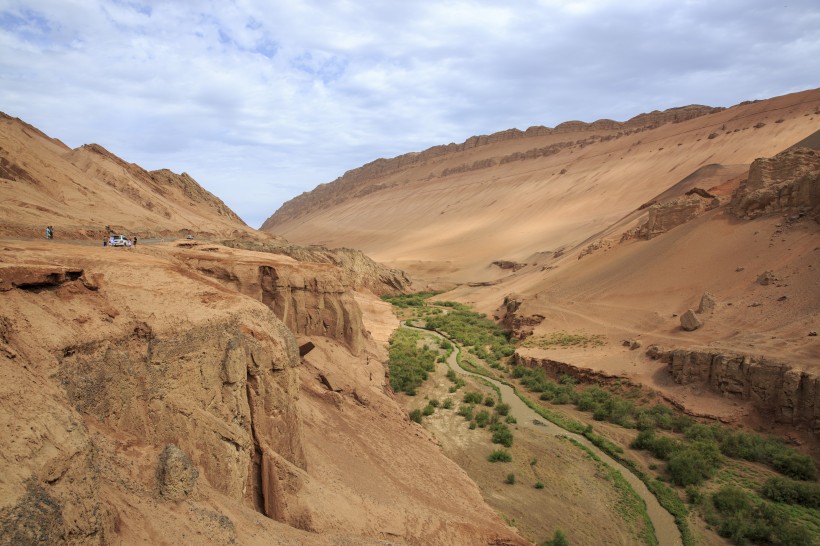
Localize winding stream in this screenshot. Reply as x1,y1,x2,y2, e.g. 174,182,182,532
406,323,683,546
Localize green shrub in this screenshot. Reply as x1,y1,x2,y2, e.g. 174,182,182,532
469,421,477,430
505,415,517,424
708,486,814,546
409,409,423,423
422,404,435,416
463,391,483,404
484,396,496,407
428,398,440,407
761,476,820,507
505,473,516,485
488,449,512,462
491,423,513,447
667,442,722,487
458,405,474,420
534,481,545,489
442,398,453,409
541,529,569,546
772,450,818,481
475,410,490,428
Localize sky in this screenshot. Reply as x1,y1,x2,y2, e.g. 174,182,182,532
1,1,818,228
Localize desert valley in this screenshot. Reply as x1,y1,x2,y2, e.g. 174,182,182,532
1,87,819,546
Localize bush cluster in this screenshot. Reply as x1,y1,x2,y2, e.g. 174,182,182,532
381,291,442,308
425,305,514,367
515,365,817,484
761,476,820,508
387,328,438,395
704,486,814,546
488,449,512,462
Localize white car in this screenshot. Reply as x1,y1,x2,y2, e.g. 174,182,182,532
109,235,131,247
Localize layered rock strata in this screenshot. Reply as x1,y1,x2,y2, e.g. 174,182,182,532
731,147,820,220
647,346,820,434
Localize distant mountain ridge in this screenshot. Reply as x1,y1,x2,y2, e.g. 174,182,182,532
259,88,820,283
262,104,722,228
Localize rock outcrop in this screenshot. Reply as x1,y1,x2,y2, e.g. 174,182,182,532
171,243,369,355
647,346,820,434
730,147,820,220
634,193,720,239
220,240,412,295
495,295,543,339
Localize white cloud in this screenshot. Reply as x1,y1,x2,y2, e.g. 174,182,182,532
0,0,818,227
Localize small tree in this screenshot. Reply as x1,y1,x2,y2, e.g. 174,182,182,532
541,529,569,546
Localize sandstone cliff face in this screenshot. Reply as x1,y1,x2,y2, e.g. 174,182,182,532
0,248,310,542
731,147,820,220
169,242,369,355
220,239,412,295
648,346,820,434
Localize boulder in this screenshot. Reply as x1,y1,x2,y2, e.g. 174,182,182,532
757,271,777,286
697,291,717,314
680,309,703,331
157,444,199,501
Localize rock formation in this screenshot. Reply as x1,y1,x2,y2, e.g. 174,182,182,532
647,346,820,434
730,147,820,220
680,309,703,331
634,194,719,239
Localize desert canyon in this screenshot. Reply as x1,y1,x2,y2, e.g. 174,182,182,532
1,87,819,546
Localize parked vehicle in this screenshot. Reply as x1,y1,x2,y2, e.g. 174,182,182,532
108,235,132,247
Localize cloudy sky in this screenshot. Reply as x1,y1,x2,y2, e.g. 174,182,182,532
1,1,818,227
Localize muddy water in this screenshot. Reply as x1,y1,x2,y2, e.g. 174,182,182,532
408,324,683,546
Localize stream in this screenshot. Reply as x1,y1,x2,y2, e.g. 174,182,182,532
405,323,683,546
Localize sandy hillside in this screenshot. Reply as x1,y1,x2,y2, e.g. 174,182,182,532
0,112,258,240
262,88,820,440
262,88,820,283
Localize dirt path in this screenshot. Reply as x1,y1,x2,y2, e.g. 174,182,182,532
406,323,683,546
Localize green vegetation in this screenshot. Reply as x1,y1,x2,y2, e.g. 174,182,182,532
488,449,512,463
442,398,453,409
495,402,510,416
463,391,483,404
540,529,569,546
387,328,438,395
422,404,435,416
700,486,815,546
424,303,515,368
535,481,545,489
382,291,443,308
409,409,422,423
505,473,516,485
521,331,605,350
761,476,820,508
491,423,513,447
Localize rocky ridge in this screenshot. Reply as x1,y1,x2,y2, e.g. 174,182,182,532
262,105,721,228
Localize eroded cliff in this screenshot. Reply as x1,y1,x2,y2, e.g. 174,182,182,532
647,346,820,435
0,240,525,545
